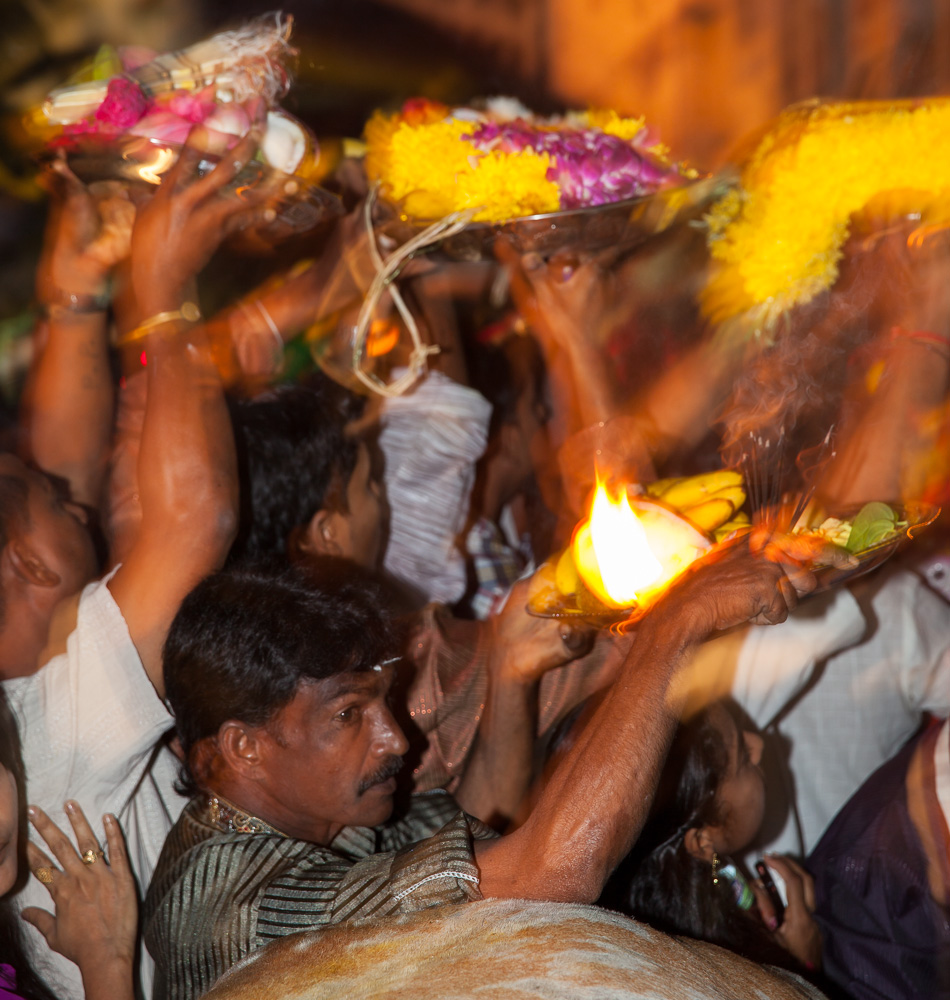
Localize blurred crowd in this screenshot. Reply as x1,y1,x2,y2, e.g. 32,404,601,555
1,24,950,1000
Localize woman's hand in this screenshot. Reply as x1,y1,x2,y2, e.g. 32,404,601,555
755,854,823,971
37,164,135,304
21,802,136,999
129,102,276,319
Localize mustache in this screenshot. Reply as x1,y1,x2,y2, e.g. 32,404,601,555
357,756,404,795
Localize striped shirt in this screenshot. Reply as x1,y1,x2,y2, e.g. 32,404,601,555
143,790,491,1000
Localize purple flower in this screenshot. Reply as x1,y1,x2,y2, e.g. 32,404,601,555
464,118,680,210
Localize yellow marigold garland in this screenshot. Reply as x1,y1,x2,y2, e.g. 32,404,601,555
703,98,950,325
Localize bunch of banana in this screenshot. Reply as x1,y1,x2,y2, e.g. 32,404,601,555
644,469,750,541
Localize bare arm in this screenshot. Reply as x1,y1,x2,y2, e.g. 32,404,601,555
22,170,134,505
473,545,811,902
108,120,271,694
453,577,592,828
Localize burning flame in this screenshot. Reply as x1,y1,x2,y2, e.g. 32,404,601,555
572,479,710,609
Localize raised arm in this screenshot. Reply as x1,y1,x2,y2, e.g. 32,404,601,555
452,578,592,829
473,544,813,902
108,121,271,693
22,169,134,506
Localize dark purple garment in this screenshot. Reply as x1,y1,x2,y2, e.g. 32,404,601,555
0,964,26,1000
808,721,950,1000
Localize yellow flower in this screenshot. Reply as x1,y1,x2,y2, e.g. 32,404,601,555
365,112,559,222
704,99,950,324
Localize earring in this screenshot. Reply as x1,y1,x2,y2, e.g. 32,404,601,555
711,851,721,885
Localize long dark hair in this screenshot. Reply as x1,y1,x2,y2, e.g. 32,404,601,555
604,702,791,969
0,689,57,1000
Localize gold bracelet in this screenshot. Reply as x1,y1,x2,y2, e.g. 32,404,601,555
120,302,202,346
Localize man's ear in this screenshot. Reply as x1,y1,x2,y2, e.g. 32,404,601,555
217,721,266,778
7,541,61,588
683,826,717,863
291,509,342,558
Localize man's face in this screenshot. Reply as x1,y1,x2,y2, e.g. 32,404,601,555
0,455,97,602
324,444,385,570
252,666,408,844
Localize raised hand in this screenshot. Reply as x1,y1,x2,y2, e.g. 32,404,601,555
129,102,276,319
37,165,135,306
22,802,136,1000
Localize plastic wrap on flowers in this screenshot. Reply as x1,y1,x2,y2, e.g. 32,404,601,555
702,97,950,333
363,97,717,261
34,13,342,241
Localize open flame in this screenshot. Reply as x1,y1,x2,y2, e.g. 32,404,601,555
572,479,711,609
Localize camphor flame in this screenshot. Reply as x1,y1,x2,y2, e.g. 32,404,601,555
572,478,711,609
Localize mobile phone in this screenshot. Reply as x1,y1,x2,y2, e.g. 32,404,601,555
755,859,786,923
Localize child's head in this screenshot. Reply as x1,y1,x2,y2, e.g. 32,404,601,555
228,376,384,569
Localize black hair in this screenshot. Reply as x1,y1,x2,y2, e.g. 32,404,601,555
0,472,29,631
604,701,792,969
228,375,364,564
163,557,401,795
0,690,57,1000
466,332,549,444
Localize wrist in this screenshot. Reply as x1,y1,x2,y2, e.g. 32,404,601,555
39,287,110,316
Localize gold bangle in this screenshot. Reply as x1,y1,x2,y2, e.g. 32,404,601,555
120,302,201,346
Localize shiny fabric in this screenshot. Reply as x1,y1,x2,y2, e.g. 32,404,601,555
144,790,493,1000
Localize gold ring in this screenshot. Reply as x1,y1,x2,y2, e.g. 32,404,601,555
33,866,55,884
81,849,103,865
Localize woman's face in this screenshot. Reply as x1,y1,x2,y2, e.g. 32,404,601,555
0,763,18,896
708,704,766,856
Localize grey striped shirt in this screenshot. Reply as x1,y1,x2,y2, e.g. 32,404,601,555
143,790,492,1000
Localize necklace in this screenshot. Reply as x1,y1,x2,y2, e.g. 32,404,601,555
206,794,292,839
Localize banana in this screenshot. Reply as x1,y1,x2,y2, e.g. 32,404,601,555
644,477,677,497
555,546,581,596
659,469,743,510
682,496,735,532
713,516,753,543
698,483,746,510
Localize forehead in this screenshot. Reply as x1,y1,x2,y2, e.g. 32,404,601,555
285,668,394,713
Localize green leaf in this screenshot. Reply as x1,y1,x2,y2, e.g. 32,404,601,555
846,502,897,552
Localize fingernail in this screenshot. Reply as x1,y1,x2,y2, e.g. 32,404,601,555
26,806,37,819
263,207,277,222
64,800,76,813
104,814,115,827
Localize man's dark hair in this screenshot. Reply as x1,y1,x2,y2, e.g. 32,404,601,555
163,557,400,793
466,332,549,443
228,375,364,563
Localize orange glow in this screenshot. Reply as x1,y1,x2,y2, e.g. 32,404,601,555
366,318,400,357
572,480,710,609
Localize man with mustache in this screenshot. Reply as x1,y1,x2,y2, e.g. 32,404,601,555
144,545,809,1000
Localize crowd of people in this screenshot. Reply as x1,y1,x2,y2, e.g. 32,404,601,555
0,83,949,1000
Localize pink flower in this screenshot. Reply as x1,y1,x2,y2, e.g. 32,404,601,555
127,110,195,145
94,77,148,129
167,87,218,124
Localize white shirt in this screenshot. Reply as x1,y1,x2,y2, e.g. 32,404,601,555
733,569,950,856
380,370,491,606
5,573,184,999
